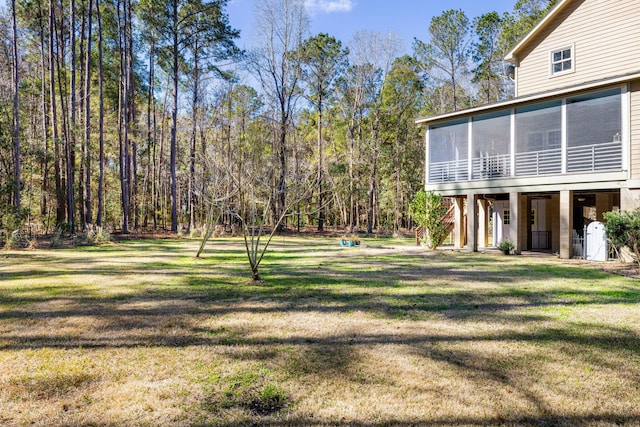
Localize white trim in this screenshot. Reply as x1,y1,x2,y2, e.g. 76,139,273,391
510,109,516,177
416,72,640,125
468,119,473,179
514,59,519,96
503,208,511,226
622,84,630,176
505,0,572,62
622,179,640,189
561,98,567,173
426,171,629,196
549,44,575,78
425,129,430,189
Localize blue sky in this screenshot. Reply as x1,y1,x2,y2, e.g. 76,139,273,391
228,0,517,53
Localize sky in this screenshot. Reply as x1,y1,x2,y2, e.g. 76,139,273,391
227,0,517,54
0,0,517,52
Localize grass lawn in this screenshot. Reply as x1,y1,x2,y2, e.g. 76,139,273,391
0,237,639,426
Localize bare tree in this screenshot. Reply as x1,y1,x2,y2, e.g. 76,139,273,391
247,0,308,226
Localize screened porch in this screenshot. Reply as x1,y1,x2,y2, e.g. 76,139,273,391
427,88,624,183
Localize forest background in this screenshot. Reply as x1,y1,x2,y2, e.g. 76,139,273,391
0,0,558,238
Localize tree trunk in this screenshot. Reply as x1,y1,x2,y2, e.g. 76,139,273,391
127,0,137,231
11,0,21,213
117,0,130,233
277,116,287,228
96,0,104,226
393,132,401,237
317,103,324,231
49,0,64,225
78,0,85,228
188,40,199,233
68,0,76,231
54,13,72,231
143,39,155,229
38,0,49,222
83,0,93,226
169,0,179,232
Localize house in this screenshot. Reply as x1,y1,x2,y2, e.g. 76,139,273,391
416,0,640,259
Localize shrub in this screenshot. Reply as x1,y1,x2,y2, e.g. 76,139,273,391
6,229,29,249
410,189,449,249
86,225,111,245
604,208,640,265
497,239,515,255
1,212,28,249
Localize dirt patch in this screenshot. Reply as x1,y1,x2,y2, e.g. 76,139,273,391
593,261,640,279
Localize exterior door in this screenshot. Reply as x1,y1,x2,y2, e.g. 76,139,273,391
492,201,510,246
531,199,550,250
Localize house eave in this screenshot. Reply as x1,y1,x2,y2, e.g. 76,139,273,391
504,0,573,62
415,71,640,126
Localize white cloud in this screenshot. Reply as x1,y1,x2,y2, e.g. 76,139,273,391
304,0,355,14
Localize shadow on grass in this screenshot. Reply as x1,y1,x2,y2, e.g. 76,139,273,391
1,240,639,330
207,413,640,426
2,240,640,426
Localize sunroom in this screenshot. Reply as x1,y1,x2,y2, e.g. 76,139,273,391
426,87,625,185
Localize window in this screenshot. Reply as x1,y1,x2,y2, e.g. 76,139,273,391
503,209,510,225
550,45,574,76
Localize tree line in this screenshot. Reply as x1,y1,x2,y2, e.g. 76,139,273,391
0,0,558,238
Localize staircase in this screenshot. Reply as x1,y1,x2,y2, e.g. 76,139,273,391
442,198,455,238
415,198,456,246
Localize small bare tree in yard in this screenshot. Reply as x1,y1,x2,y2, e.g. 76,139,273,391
198,168,312,281
195,85,313,280
235,169,313,281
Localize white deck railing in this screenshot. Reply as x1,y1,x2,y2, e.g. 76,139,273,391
566,141,622,173
428,160,469,183
472,154,511,179
429,142,622,183
515,148,562,177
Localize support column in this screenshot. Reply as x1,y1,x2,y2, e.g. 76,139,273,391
550,194,560,254
509,192,521,253
478,198,489,248
453,197,465,249
560,190,574,259
467,194,477,252
519,195,529,251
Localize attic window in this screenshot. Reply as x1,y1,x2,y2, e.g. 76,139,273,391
550,45,574,76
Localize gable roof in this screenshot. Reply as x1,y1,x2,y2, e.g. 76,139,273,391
504,0,573,62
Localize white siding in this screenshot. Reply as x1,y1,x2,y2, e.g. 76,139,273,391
516,0,640,97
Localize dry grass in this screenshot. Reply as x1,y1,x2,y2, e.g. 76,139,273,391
1,237,639,426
